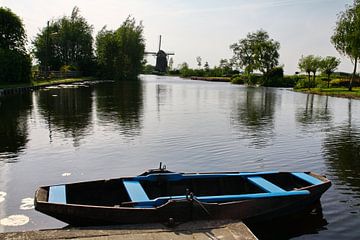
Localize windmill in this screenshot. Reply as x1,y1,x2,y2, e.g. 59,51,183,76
145,35,175,73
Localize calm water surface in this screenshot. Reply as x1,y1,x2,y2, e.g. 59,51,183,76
0,75,359,239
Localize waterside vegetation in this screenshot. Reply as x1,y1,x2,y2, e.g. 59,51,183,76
2,1,360,101
0,6,145,89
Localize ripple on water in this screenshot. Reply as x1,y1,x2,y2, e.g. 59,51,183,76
0,191,6,203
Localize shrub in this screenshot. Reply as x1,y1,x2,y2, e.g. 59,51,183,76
330,78,360,87
231,74,246,84
0,48,31,83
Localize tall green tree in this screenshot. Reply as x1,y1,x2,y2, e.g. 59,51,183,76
33,7,94,74
95,17,145,80
320,56,341,87
298,55,321,89
331,0,360,91
230,30,280,76
0,7,31,83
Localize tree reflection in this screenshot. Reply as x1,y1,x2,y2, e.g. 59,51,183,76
95,80,143,137
323,100,360,192
230,88,276,148
296,94,332,127
0,93,32,160
37,86,93,147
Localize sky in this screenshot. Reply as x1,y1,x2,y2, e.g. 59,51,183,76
0,0,355,74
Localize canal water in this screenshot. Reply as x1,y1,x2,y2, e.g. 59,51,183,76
0,75,359,239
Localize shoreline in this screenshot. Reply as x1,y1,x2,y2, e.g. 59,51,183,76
294,88,360,100
189,76,231,82
0,77,97,96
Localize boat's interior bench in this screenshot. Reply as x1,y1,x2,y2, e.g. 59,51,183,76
48,185,67,204
123,179,150,202
121,173,319,208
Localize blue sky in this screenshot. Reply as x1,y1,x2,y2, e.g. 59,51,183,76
0,0,354,73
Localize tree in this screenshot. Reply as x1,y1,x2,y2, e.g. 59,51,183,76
33,7,94,74
96,17,145,80
230,30,280,76
0,7,31,83
219,58,232,76
298,55,321,89
310,56,322,83
320,56,341,87
196,56,202,68
331,0,360,91
0,7,26,52
204,61,210,71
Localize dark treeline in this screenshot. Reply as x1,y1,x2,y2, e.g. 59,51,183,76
0,7,31,83
0,6,145,84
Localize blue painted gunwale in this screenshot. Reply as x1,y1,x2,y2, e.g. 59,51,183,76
123,171,321,208
131,171,278,182
132,190,310,207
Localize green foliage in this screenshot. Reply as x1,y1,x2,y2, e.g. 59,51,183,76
230,29,280,75
0,8,31,83
295,76,327,89
0,7,26,52
331,1,360,90
60,65,78,73
262,67,284,87
142,64,155,74
320,56,341,87
231,74,246,84
0,48,31,83
95,17,145,80
32,7,94,74
330,77,360,87
298,55,322,88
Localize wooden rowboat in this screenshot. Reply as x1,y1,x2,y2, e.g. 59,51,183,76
34,166,331,226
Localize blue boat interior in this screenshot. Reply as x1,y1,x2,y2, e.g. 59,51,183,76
47,172,323,207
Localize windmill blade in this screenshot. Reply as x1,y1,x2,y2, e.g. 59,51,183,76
145,52,157,56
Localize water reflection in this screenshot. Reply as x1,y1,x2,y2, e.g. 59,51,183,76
36,87,93,147
95,81,143,138
323,100,360,194
296,94,332,128
231,88,276,148
247,202,328,240
0,94,32,161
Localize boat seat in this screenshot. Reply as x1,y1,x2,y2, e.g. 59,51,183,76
247,176,285,193
292,172,322,185
48,185,66,204
123,179,150,202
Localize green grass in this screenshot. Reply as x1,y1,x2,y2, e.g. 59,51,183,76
0,77,96,89
295,87,360,99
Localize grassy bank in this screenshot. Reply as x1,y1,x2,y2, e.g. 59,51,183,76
190,76,231,82
0,76,96,89
295,87,360,99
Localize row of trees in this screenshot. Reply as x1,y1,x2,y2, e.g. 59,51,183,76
32,7,145,80
1,6,145,83
33,7,94,75
0,7,31,83
298,55,341,88
171,0,360,90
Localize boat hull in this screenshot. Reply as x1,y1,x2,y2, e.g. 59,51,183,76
34,171,331,226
